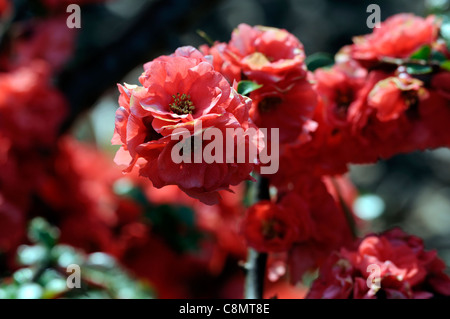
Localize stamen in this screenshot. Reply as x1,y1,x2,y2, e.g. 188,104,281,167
169,93,195,115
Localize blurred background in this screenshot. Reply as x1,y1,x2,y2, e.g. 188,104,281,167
0,0,449,298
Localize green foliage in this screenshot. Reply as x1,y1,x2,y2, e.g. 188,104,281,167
0,218,155,299
145,204,204,253
405,64,433,75
305,52,334,71
114,181,205,253
441,60,450,71
237,80,263,96
410,45,431,60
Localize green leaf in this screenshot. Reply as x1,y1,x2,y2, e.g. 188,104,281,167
237,81,263,96
305,52,334,71
410,45,431,60
405,64,433,75
441,60,450,71
28,218,59,248
431,50,447,63
145,204,204,253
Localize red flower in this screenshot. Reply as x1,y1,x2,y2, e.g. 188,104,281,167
249,78,318,144
200,42,242,84
112,47,262,204
431,71,450,100
314,62,367,128
242,174,354,273
288,176,354,281
351,14,440,64
241,197,307,253
0,61,67,150
9,16,77,71
136,48,242,133
367,76,428,122
307,228,450,299
200,25,317,145
0,0,11,20
228,24,307,83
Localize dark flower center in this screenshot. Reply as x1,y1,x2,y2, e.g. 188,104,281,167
169,93,195,115
402,90,419,108
143,117,163,142
335,89,354,119
258,96,283,113
261,219,286,240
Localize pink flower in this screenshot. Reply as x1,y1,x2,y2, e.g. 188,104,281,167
367,76,428,122
112,47,263,204
351,14,440,63
228,24,307,83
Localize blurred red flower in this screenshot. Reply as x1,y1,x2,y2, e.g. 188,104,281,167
307,228,450,299
351,14,440,64
11,16,77,72
0,61,67,150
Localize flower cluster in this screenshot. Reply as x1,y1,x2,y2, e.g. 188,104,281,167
201,24,318,144
275,13,450,181
112,15,450,293
307,228,450,299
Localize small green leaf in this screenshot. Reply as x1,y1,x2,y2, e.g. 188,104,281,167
410,45,431,60
440,60,450,71
145,204,204,253
28,218,59,248
431,50,447,63
405,64,433,75
305,52,334,71
237,81,263,96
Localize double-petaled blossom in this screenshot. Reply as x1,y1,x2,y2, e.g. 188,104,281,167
227,24,307,83
201,24,318,145
241,175,354,280
307,228,450,299
112,46,263,205
241,194,312,253
351,14,441,65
